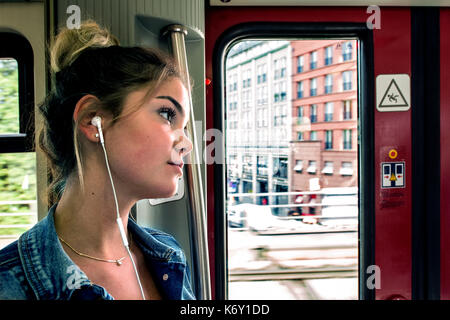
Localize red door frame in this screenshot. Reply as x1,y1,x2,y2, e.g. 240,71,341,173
205,5,412,300
440,8,450,300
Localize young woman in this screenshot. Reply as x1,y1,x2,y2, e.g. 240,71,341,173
0,21,195,300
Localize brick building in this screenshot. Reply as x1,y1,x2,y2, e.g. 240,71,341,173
289,40,358,202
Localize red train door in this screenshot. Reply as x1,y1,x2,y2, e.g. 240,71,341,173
441,8,450,300
206,3,444,300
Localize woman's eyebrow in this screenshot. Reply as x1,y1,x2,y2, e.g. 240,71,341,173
156,95,185,117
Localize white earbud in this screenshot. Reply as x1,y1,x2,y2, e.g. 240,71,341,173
91,116,102,128
91,116,104,144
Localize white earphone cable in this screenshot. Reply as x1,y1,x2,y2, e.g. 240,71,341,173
99,136,146,300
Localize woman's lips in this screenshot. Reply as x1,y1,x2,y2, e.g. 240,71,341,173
168,162,184,170
168,162,183,175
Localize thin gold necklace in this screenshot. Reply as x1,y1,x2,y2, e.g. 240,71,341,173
58,236,127,266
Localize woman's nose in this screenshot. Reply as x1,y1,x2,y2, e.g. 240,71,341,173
175,134,193,157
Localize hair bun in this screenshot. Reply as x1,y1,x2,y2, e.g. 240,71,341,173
50,20,119,73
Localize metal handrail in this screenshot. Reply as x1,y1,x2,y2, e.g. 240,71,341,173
163,25,211,300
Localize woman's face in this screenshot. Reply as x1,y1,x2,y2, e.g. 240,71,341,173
103,78,192,200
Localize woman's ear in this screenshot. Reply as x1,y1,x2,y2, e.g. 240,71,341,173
73,94,103,143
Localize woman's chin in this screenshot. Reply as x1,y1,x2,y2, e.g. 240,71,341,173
146,182,179,200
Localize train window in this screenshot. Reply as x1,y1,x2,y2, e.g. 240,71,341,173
0,33,35,250
0,153,37,248
225,39,358,300
0,59,19,133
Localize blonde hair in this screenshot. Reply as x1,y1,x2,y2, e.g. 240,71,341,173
38,21,182,206
50,20,119,73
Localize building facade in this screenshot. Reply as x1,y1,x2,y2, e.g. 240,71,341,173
225,39,358,211
290,40,358,201
226,40,292,205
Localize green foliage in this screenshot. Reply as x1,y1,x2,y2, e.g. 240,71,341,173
0,59,19,133
0,59,36,235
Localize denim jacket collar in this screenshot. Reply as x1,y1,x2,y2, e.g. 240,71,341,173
17,204,189,300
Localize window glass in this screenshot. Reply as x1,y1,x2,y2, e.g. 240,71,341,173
310,78,317,96
225,39,358,300
0,58,19,134
0,57,36,247
343,71,352,91
297,55,304,73
325,74,333,94
310,51,318,69
325,102,334,121
342,41,353,61
325,46,333,65
297,81,303,98
0,152,37,249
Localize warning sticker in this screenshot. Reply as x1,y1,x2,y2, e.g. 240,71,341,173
381,162,405,188
376,74,410,112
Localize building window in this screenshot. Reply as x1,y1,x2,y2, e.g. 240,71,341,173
242,68,251,88
281,82,287,101
342,41,353,61
307,160,317,174
229,74,238,92
324,102,334,121
257,156,268,176
322,161,334,175
242,90,252,109
257,63,267,84
310,130,317,141
342,71,352,91
343,100,352,120
280,57,286,78
256,108,262,128
274,82,280,102
343,129,352,150
310,104,318,123
228,93,238,111
273,157,288,179
257,86,268,105
325,130,333,150
340,161,354,176
274,57,286,80
324,46,333,65
325,74,333,94
297,55,304,73
297,131,304,141
294,160,303,172
310,78,317,96
297,106,304,125
310,51,317,70
297,81,303,99
274,105,287,127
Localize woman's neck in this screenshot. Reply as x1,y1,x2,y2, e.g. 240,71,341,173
53,172,136,259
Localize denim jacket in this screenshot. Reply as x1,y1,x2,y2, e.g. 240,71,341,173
0,205,196,300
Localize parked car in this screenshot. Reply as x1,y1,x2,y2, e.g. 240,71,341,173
227,203,280,231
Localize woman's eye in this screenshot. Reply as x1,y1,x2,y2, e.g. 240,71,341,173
159,107,176,123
